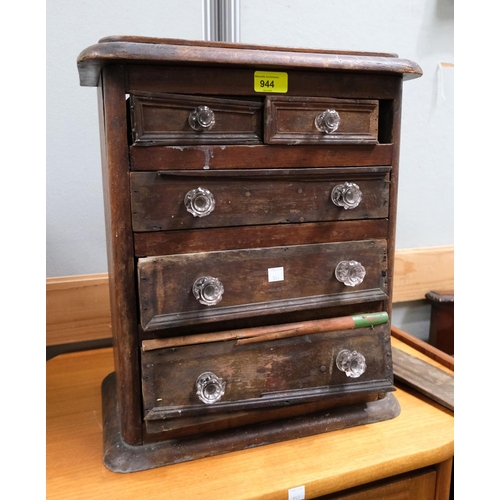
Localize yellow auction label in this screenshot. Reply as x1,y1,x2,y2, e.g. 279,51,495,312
254,71,288,93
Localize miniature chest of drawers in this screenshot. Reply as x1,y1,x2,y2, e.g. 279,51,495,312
77,36,422,473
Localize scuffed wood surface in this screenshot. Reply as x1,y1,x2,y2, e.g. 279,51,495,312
46,337,453,499
77,37,422,87
391,325,454,371
392,346,454,411
136,240,387,331
46,246,454,346
129,143,394,171
130,169,390,232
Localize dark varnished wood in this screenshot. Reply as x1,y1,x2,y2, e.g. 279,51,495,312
137,240,387,331
126,66,403,100
133,219,389,257
130,143,393,171
130,92,263,145
98,66,142,446
77,36,422,87
264,96,379,145
130,168,390,232
78,37,422,471
141,325,393,428
144,392,381,440
101,371,400,472
384,79,402,319
425,290,454,355
100,35,400,58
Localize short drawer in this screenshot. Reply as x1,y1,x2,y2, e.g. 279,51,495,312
264,96,379,144
137,240,388,331
130,168,390,232
129,92,263,145
141,323,394,425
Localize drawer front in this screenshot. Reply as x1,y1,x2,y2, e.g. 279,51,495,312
130,92,263,145
130,168,390,232
142,323,393,422
264,96,379,145
137,240,387,331
319,468,437,499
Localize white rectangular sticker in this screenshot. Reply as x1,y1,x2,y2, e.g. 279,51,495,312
268,267,284,282
288,485,305,500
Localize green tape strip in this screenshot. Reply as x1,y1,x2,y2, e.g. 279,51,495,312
352,311,389,328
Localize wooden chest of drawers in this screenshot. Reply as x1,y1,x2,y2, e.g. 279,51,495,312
77,36,422,473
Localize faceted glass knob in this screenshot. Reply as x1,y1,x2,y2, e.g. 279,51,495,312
192,276,224,306
335,260,366,287
336,349,367,378
184,187,215,217
315,109,341,134
331,182,362,210
189,105,216,131
196,372,226,404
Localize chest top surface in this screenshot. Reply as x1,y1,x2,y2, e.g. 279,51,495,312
77,35,422,87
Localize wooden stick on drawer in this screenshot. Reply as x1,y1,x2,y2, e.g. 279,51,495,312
141,312,388,351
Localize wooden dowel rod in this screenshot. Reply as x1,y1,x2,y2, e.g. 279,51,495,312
236,317,354,345
142,312,388,351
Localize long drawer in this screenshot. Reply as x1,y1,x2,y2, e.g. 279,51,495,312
137,240,388,331
141,323,394,431
130,167,390,232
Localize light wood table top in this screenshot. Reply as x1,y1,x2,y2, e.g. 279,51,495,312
46,337,454,500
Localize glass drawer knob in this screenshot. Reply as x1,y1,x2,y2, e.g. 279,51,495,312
189,105,215,131
196,372,226,404
331,182,362,210
192,276,224,306
335,260,366,287
336,349,367,378
315,109,341,134
184,187,215,217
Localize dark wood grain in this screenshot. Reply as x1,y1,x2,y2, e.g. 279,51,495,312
77,37,422,469
99,35,400,58
383,79,402,319
77,37,422,87
144,392,380,440
126,66,403,100
426,290,454,355
141,325,393,421
98,66,142,445
134,219,389,257
130,168,390,232
391,326,454,371
392,347,454,411
102,372,401,472
137,240,388,331
130,92,263,145
130,143,393,171
264,96,379,145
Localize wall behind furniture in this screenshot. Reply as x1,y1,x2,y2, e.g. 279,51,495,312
46,0,203,278
46,0,453,340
